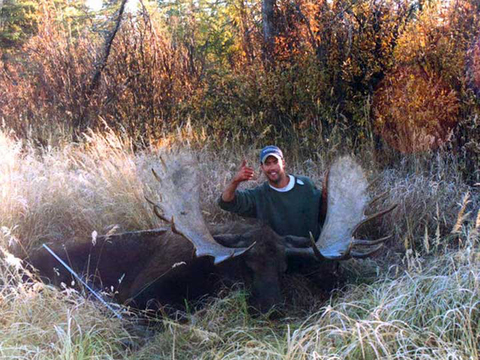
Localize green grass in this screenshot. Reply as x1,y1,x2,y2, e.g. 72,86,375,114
0,128,479,359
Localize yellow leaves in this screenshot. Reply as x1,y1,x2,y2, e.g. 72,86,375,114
373,65,460,153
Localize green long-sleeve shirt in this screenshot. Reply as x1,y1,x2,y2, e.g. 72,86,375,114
218,175,323,238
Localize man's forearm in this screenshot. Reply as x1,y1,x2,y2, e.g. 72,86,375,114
221,181,240,202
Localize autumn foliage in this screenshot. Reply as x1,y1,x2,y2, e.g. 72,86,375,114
0,0,479,175
467,36,480,97
373,66,459,153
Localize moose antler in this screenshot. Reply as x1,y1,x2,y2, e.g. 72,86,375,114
145,151,252,265
311,156,397,260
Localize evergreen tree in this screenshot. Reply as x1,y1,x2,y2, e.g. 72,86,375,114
0,0,94,52
0,0,38,50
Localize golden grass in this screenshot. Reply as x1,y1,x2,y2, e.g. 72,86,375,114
1,128,479,359
0,246,134,359
452,193,471,234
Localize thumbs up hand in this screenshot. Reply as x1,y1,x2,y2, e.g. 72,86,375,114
232,160,255,184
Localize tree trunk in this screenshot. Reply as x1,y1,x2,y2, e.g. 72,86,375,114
262,0,275,65
74,0,128,134
88,0,128,96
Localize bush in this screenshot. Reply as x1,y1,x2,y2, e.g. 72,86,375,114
373,65,459,153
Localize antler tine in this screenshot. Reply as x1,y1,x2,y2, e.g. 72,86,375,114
145,197,184,237
352,204,398,236
348,235,392,259
309,232,325,260
153,205,169,223
368,191,388,208
350,243,384,258
352,235,392,246
159,155,167,170
145,196,168,222
151,168,162,184
144,196,156,207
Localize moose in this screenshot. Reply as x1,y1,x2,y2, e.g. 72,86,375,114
27,154,396,312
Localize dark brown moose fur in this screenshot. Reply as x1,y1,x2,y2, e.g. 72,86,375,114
27,223,289,312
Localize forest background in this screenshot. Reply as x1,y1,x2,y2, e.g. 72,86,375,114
1,0,480,180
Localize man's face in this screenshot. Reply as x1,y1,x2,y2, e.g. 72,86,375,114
261,156,286,185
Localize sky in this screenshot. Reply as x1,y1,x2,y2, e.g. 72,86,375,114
86,0,140,12
86,0,103,11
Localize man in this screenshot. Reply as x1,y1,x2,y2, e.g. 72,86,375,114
219,145,326,239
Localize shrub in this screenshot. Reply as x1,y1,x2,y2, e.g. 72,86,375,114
373,65,459,153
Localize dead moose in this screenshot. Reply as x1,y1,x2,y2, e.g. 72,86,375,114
28,154,396,313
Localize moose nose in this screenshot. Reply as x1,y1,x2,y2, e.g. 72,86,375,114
251,279,283,314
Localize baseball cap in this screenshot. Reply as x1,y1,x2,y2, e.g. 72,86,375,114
260,145,284,164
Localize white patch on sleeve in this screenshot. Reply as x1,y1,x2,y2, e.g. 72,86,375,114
296,178,305,185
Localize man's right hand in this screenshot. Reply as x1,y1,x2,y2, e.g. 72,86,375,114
232,160,255,184
221,160,255,202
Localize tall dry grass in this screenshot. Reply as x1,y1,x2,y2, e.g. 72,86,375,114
0,128,479,359
0,245,135,359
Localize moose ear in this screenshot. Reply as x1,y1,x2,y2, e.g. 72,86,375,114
213,234,254,248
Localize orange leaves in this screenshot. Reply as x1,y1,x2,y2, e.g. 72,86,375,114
394,0,476,85
373,66,460,153
371,0,479,153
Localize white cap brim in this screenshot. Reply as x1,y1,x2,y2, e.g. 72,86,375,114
261,153,283,164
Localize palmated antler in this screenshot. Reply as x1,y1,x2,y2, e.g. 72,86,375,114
311,156,397,260
145,152,252,265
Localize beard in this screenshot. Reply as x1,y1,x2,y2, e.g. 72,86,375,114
267,171,285,185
